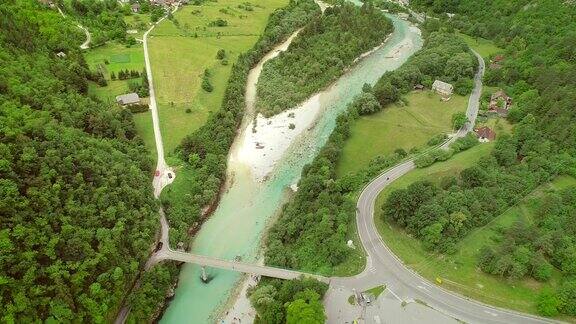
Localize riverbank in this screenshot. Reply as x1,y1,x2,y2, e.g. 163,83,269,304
236,33,416,182
215,12,423,323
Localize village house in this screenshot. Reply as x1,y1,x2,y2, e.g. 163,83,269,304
116,93,141,106
56,51,66,58
413,84,425,91
131,3,140,13
489,89,512,116
432,80,453,97
475,126,496,142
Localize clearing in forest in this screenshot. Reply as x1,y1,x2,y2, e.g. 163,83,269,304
457,32,503,59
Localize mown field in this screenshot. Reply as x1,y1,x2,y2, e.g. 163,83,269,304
373,142,576,315
145,0,288,154
337,90,468,176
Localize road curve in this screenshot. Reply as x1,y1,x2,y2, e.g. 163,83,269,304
350,51,553,323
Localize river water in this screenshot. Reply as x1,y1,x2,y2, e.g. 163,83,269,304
160,10,423,324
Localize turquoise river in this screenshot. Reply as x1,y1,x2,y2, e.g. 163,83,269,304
160,5,423,323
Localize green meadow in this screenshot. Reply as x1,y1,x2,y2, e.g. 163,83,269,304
145,0,288,154
337,90,468,176
458,32,503,58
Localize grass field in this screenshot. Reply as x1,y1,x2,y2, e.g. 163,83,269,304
458,32,503,58
85,42,146,77
85,43,146,102
337,90,468,176
373,142,576,315
145,0,288,154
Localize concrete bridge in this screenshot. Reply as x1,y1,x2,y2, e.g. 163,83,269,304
152,249,331,284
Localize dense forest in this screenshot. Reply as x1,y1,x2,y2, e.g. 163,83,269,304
384,0,576,317
248,277,328,324
256,2,393,116
0,1,159,322
59,0,131,46
478,186,576,316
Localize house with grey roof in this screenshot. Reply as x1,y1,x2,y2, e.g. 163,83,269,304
116,93,140,106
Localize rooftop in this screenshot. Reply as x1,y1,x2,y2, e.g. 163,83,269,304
116,93,140,105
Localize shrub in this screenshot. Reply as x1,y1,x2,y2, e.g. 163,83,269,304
128,104,149,113
427,133,447,146
450,133,479,153
452,112,468,129
202,78,213,92
537,290,560,317
216,49,226,60
208,18,228,27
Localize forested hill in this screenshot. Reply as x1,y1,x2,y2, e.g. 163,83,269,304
256,2,394,116
413,0,576,152
0,1,158,322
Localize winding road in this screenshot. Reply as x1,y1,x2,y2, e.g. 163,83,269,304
326,50,553,323
56,6,91,49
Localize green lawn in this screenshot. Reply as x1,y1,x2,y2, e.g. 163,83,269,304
85,42,146,102
458,32,503,58
85,42,145,77
147,0,288,154
373,142,576,315
364,285,386,299
337,90,468,176
84,41,155,158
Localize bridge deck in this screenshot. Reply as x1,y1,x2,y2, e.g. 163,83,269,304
157,250,330,284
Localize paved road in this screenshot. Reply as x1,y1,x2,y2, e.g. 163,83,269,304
142,13,177,198
330,50,553,323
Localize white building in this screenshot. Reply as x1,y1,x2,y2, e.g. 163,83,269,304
432,80,453,97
